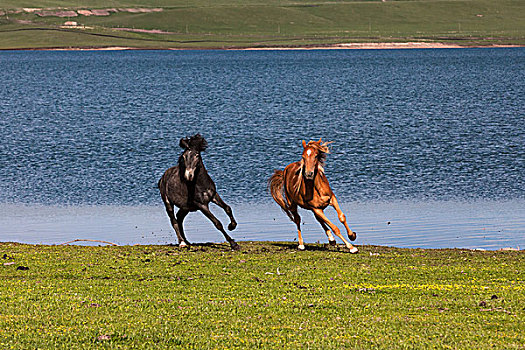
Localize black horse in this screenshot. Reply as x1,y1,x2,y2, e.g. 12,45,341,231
158,134,240,250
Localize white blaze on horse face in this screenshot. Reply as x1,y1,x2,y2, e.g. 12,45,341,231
183,150,198,181
306,149,312,156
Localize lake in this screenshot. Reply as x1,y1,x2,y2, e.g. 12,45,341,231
0,48,523,249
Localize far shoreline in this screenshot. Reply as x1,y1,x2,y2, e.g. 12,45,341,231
3,42,523,51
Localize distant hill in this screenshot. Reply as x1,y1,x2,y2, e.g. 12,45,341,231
0,0,523,49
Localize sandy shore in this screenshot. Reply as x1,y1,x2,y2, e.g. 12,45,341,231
239,42,522,50
28,42,523,51
50,46,135,51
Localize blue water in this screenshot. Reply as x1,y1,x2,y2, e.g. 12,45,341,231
1,48,524,249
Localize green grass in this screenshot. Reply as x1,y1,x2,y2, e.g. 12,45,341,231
1,242,523,349
0,0,523,49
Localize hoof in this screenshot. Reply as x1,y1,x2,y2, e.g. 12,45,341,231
298,244,305,251
329,240,337,246
348,246,359,254
179,242,190,248
228,222,237,231
348,231,357,241
230,242,241,251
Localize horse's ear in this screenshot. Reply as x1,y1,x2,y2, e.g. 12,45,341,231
318,137,322,143
302,140,307,148
179,138,189,149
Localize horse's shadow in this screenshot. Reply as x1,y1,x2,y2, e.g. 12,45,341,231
165,241,357,253
269,241,354,252
167,242,234,252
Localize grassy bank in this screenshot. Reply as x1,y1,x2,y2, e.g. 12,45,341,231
1,241,523,348
0,0,524,49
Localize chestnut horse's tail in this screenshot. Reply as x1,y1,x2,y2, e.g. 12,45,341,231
268,170,294,221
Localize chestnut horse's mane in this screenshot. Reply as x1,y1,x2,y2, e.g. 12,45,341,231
305,139,332,167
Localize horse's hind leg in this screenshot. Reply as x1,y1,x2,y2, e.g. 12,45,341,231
289,204,305,250
211,193,237,231
163,202,186,247
176,209,190,247
197,203,240,251
312,208,358,254
330,195,357,241
315,216,336,246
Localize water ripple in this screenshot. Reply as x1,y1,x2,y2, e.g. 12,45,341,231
0,49,523,205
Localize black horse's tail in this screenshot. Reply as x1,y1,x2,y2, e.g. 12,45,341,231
268,170,294,221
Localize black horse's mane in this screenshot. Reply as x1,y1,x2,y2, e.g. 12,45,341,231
181,134,208,152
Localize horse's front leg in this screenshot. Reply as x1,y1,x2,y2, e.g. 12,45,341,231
312,208,358,253
197,203,240,251
330,195,357,241
314,216,336,246
211,193,237,231
163,201,186,247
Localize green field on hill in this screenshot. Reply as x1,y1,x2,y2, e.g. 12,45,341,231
1,242,524,348
0,0,523,49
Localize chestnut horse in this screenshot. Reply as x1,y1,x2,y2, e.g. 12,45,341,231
268,139,358,253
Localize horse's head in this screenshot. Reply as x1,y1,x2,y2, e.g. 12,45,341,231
179,134,208,182
301,138,331,180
